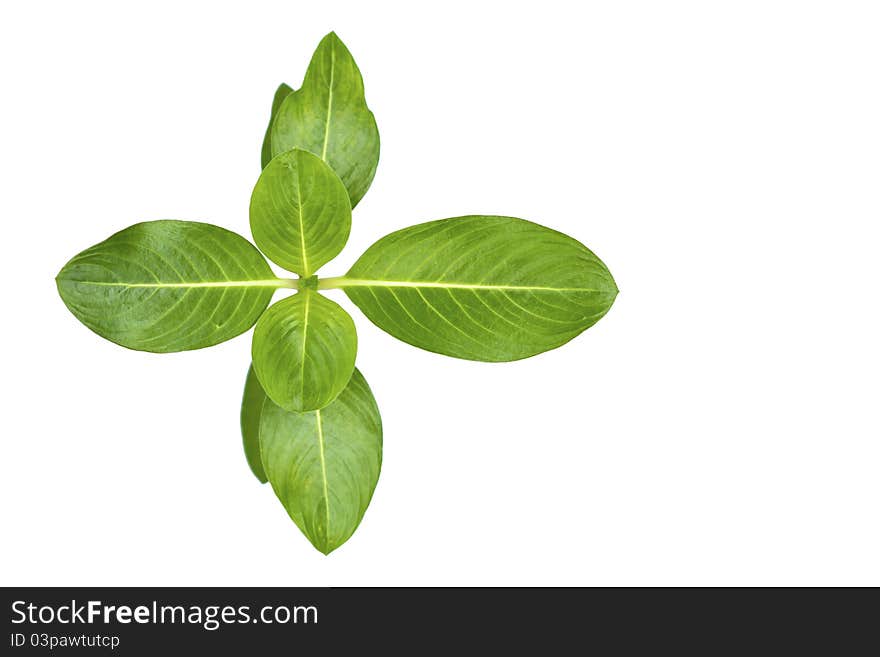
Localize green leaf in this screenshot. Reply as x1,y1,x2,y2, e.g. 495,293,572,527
250,148,351,276
270,32,380,208
261,82,294,170
326,215,618,361
260,368,382,555
56,220,286,352
241,364,268,483
252,290,357,412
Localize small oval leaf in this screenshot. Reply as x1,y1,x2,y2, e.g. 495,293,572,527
241,365,268,483
56,220,280,352
261,82,294,170
261,368,382,555
252,291,357,412
338,216,618,361
270,32,380,208
250,148,351,276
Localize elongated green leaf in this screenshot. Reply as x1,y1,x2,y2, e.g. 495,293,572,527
261,368,382,555
56,221,284,352
329,216,618,361
252,290,357,412
261,82,294,169
250,148,351,276
241,364,268,483
270,32,380,208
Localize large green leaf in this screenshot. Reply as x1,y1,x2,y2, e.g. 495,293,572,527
252,290,357,412
261,82,294,170
324,215,618,361
250,148,351,276
270,32,380,208
56,220,286,352
260,368,382,555
241,364,268,483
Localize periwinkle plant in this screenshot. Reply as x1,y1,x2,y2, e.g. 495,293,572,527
56,33,618,554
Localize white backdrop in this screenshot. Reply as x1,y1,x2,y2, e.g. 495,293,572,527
1,1,878,586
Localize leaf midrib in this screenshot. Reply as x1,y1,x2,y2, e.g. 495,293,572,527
60,280,291,289
320,40,336,161
295,158,310,276
320,277,604,293
315,408,331,553
299,290,311,405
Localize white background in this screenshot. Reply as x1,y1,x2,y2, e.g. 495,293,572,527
1,1,878,586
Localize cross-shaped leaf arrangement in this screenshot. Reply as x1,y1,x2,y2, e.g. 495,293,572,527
56,33,618,554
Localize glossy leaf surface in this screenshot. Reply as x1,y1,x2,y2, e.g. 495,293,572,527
252,291,357,412
56,221,280,352
270,32,379,207
261,368,382,555
241,365,268,483
334,216,618,361
250,148,351,276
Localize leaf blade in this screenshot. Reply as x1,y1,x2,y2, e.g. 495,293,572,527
56,220,280,352
338,216,618,361
260,368,382,555
250,148,351,276
241,364,268,483
261,82,294,170
270,32,379,207
251,290,357,412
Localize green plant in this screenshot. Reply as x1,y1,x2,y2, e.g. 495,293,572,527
55,32,618,555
